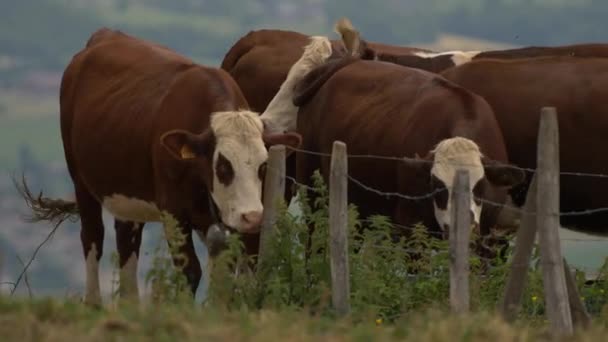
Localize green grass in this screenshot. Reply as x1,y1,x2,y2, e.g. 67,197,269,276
0,296,607,341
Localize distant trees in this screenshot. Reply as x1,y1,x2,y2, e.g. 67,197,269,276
1,0,608,86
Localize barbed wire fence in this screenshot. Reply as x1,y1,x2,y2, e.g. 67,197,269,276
256,107,607,337
2,107,607,334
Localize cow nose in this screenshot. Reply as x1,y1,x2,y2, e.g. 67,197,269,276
241,211,263,232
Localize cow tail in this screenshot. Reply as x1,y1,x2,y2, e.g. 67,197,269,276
12,174,80,226
333,17,376,60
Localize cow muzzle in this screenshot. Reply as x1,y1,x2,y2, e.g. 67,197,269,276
239,210,263,233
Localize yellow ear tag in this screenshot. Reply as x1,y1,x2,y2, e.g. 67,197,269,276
180,145,196,159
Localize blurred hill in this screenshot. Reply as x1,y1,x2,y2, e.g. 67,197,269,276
2,0,608,89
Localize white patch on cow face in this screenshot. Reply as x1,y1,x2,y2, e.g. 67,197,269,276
209,110,267,233
414,50,481,66
102,194,162,222
430,137,485,233
260,36,333,134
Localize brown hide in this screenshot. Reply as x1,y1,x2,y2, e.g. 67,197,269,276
475,43,608,60
294,59,514,236
60,28,255,301
220,29,430,208
441,56,608,232
370,43,608,74
220,29,430,113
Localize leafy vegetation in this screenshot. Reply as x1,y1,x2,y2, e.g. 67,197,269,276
205,171,608,322
2,171,608,340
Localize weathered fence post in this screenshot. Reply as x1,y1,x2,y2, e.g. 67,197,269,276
500,173,538,321
257,145,286,270
536,106,573,335
329,141,350,316
450,169,471,314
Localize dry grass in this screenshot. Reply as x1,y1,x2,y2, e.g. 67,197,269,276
1,296,607,342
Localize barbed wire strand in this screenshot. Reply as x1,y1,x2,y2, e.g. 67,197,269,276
284,145,608,179
8,144,608,295
275,166,608,242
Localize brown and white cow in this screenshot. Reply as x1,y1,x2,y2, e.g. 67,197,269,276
440,56,608,232
364,43,608,74
23,28,301,306
270,43,525,239
220,19,429,114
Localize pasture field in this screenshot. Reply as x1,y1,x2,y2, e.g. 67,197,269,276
0,297,608,342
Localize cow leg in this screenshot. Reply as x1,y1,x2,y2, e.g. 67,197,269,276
164,223,201,297
75,185,104,307
115,220,144,301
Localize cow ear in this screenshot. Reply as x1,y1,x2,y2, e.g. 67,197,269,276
160,129,211,161
263,132,302,155
483,158,526,187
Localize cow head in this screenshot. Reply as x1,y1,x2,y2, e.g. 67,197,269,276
259,36,333,135
402,137,525,237
160,110,301,233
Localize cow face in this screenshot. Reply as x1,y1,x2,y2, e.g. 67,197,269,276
161,110,301,233
404,137,524,237
259,36,333,134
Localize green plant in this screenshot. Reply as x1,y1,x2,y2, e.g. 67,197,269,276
144,212,192,305
202,169,607,327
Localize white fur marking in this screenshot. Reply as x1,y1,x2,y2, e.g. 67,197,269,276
85,243,101,306
414,50,481,66
431,137,485,231
102,194,161,222
260,36,333,133
209,110,267,232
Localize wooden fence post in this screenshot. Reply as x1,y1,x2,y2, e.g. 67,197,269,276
536,106,573,335
450,169,471,314
329,141,350,316
258,145,286,270
499,173,538,321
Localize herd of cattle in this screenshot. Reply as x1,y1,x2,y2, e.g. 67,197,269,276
21,18,608,306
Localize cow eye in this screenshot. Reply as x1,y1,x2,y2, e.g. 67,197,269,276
472,179,485,205
258,162,267,180
215,153,234,186
431,175,448,209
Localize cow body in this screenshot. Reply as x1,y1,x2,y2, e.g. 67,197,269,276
372,43,608,74
291,58,523,238
441,56,608,232
59,28,299,306
220,28,429,113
